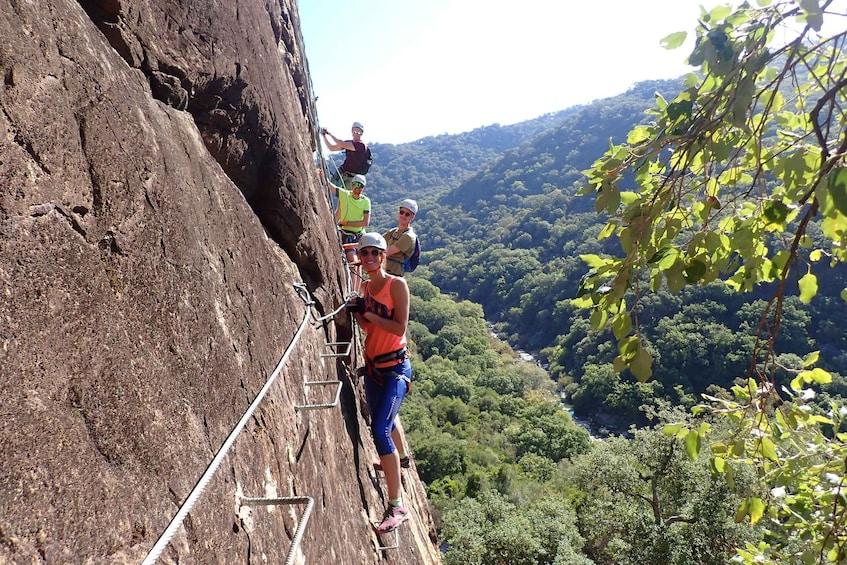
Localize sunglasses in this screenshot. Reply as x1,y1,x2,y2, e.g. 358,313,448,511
359,248,383,257
352,182,365,189
399,209,414,217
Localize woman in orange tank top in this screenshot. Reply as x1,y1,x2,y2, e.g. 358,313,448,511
348,233,412,534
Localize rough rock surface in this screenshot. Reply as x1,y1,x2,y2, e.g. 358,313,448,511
0,0,441,563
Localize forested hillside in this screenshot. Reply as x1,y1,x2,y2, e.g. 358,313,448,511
405,278,761,564
367,75,847,432
326,108,579,228
330,2,847,561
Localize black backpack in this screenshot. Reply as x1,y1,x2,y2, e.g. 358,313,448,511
360,146,373,174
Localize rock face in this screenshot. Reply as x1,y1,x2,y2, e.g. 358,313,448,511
0,1,441,563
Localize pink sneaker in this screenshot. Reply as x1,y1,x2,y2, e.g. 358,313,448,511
376,505,409,534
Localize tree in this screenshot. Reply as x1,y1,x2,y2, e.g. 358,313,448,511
442,491,590,565
571,424,761,565
576,1,847,561
412,432,467,484
512,399,590,462
570,363,620,415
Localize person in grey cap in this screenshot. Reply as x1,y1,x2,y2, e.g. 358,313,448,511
383,199,418,277
375,199,419,475
320,121,372,187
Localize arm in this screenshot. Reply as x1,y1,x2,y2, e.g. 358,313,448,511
322,130,355,152
333,188,348,222
340,211,370,229
385,232,411,257
321,168,340,196
362,278,409,337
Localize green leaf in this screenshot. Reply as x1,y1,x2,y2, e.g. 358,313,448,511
660,31,688,49
798,272,818,304
658,252,679,272
841,288,847,304
802,351,820,368
580,254,608,269
731,440,745,456
711,442,727,455
685,429,701,460
713,456,726,473
667,99,694,121
589,307,608,331
570,295,593,309
665,265,687,293
612,313,633,340
650,269,663,292
630,347,653,383
598,222,616,240
620,191,638,205
663,423,684,436
762,200,790,226
604,186,622,214
798,0,823,30
808,414,834,425
760,437,778,462
735,498,748,524
709,4,733,20
613,355,627,373
827,167,847,215
735,499,748,524
683,260,707,283
749,497,766,524
619,227,634,254
808,367,832,384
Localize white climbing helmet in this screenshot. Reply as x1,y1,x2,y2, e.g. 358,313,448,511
399,198,418,215
352,174,367,187
357,232,387,251
352,121,364,132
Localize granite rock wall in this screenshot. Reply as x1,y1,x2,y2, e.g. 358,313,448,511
0,0,440,562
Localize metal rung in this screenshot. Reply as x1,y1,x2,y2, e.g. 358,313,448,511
294,380,342,411
321,341,352,358
241,496,314,565
377,528,400,550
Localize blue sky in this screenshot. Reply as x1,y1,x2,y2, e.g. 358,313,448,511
299,1,727,144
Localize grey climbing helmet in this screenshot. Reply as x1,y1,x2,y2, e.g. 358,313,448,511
357,232,387,251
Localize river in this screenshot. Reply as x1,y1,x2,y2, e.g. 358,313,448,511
488,325,606,439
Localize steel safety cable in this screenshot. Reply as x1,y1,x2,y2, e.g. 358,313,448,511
312,296,351,324
142,283,315,564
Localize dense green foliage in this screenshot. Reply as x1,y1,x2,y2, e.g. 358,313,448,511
335,2,847,560
576,1,847,562
367,72,847,437
404,278,763,563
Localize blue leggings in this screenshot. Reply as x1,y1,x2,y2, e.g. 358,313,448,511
364,359,411,456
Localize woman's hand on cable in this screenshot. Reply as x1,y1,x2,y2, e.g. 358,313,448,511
346,295,366,314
